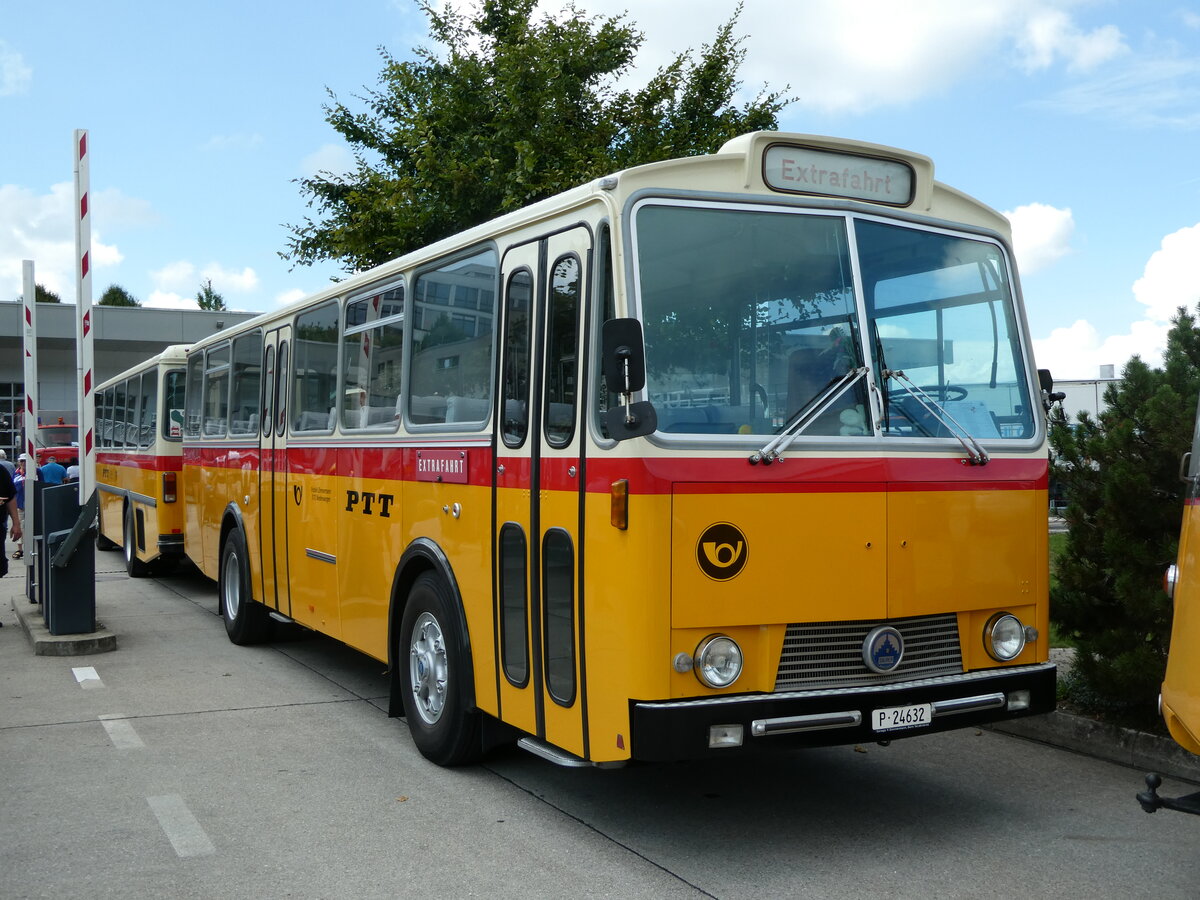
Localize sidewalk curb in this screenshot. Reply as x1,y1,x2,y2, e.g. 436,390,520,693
9,596,117,656
990,709,1200,785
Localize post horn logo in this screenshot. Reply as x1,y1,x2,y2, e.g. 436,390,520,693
293,484,302,505
697,522,748,581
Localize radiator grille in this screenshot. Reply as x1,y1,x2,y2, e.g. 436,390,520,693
775,613,963,691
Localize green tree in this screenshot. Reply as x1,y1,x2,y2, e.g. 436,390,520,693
1050,304,1200,727
196,279,226,311
35,284,62,303
284,0,788,272
98,284,140,307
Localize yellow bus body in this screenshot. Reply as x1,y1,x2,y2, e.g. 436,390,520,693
176,132,1054,766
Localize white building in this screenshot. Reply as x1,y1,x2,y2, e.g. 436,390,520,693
0,301,257,459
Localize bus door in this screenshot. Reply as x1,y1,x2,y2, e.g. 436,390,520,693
494,226,591,759
259,326,292,617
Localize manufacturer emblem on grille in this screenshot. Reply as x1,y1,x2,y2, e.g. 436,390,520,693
863,625,904,674
696,522,748,581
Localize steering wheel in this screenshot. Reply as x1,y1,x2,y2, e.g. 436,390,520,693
892,384,968,402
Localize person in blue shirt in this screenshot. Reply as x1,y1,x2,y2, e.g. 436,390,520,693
38,455,67,485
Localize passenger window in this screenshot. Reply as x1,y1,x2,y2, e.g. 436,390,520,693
407,248,497,427
292,303,339,433
229,332,263,436
203,344,230,437
343,283,405,432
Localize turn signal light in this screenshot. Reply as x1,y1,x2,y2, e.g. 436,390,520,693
610,479,628,530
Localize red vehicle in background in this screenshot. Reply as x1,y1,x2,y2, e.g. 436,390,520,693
35,419,79,466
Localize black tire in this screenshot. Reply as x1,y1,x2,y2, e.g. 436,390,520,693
123,505,150,577
398,572,482,766
219,527,271,645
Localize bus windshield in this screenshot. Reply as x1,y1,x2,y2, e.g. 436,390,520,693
634,202,1035,441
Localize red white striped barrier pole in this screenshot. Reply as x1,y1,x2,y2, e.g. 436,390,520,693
73,129,95,502
21,259,38,569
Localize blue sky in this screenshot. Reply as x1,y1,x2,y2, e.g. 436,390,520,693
2,0,1198,380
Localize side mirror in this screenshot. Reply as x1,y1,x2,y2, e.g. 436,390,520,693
602,318,657,441
1037,368,1066,411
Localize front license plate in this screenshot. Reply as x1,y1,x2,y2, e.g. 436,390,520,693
872,703,932,732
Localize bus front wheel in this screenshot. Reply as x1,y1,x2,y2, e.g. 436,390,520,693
220,528,270,645
398,572,482,766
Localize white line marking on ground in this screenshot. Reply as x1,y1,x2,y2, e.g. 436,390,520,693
99,714,144,749
146,795,216,858
72,666,103,689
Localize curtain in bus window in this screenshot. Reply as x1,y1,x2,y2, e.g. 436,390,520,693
292,303,339,433
342,284,404,431
408,248,497,426
856,220,1034,440
634,204,865,438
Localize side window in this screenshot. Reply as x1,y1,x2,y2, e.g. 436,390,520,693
163,369,186,440
593,224,617,439
292,303,339,433
229,331,263,436
203,344,230,437
138,369,157,449
99,388,113,448
123,375,139,449
408,247,497,426
501,270,532,447
261,344,275,439
184,353,203,439
499,523,529,686
343,283,404,432
276,341,289,437
544,254,580,447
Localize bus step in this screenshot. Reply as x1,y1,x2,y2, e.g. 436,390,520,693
517,737,593,768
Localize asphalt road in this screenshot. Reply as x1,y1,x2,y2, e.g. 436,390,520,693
2,559,1199,899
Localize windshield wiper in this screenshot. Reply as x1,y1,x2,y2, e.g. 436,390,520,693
884,369,989,466
749,367,868,465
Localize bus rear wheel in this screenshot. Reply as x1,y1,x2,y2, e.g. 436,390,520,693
398,572,481,766
123,505,150,578
220,527,270,645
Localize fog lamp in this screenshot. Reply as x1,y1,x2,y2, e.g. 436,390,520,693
708,724,744,748
1007,689,1031,711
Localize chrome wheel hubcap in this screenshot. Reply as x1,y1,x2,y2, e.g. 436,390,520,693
409,612,448,725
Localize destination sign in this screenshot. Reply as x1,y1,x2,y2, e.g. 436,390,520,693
763,144,914,206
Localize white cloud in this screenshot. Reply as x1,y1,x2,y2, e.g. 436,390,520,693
1004,202,1074,275
144,290,200,311
300,143,355,179
150,260,197,292
275,288,308,307
201,264,259,293
1015,9,1127,73
548,0,1127,115
0,183,125,301
1033,318,1169,380
1132,223,1200,322
0,39,32,96
1037,55,1200,128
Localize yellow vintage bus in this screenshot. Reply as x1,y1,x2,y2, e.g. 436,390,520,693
95,345,189,576
182,132,1056,766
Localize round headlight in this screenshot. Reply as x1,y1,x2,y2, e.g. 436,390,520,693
985,613,1026,661
1164,564,1179,602
694,634,743,688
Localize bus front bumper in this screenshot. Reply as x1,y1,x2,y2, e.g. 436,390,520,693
630,662,1056,761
